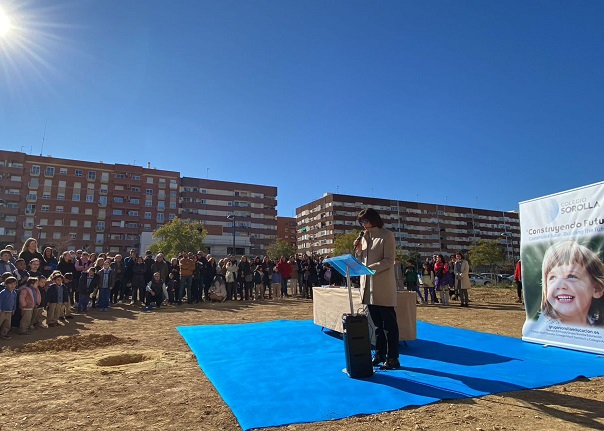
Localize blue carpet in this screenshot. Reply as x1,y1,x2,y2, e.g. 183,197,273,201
177,320,604,430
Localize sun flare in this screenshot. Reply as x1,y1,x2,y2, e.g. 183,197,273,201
0,7,11,38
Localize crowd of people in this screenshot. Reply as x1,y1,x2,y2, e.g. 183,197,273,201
0,237,345,340
394,252,472,307
0,228,481,342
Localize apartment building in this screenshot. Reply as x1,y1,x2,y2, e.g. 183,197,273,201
179,177,277,257
276,216,297,249
296,193,520,260
0,150,277,257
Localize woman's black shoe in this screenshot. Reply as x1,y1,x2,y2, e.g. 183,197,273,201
380,358,400,370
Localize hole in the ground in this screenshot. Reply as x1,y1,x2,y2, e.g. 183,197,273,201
96,353,150,367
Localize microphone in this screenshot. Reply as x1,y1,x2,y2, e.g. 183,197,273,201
353,231,365,249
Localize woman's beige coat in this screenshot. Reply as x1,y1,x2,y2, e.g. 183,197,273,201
356,226,397,307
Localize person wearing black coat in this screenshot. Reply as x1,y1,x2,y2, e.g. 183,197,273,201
77,268,98,312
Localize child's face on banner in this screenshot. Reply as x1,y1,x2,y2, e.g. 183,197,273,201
546,263,602,324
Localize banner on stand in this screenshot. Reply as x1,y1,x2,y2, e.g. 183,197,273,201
521,181,604,354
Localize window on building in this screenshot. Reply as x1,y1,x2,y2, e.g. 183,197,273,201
156,213,164,222
132,175,141,181
30,165,40,175
57,193,65,200
53,232,61,239
72,194,80,201
131,198,140,204
88,171,96,180
84,221,92,228
128,210,138,216
145,199,152,207
113,209,123,216
146,189,153,195
96,221,105,231
71,207,79,214
99,196,107,206
147,177,153,184
144,212,152,219
41,205,50,212
169,202,176,209
101,172,109,182
86,195,94,203
157,201,165,211
169,214,176,221
114,197,124,203
54,220,62,226
75,169,83,177
82,233,91,240
70,220,78,227
56,206,64,213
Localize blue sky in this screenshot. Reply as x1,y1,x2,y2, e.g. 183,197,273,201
1,0,603,217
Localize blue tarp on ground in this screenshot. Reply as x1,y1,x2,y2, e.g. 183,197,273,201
178,319,604,430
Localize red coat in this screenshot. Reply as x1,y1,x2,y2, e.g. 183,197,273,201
276,260,292,279
514,260,522,282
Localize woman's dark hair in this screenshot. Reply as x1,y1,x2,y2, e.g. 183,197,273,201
456,252,464,259
357,208,384,228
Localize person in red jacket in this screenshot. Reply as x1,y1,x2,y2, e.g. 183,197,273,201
275,256,292,298
514,259,522,303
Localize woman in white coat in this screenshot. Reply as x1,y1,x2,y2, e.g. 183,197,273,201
454,252,471,307
354,208,399,369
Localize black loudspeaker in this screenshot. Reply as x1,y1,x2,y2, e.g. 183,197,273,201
342,314,373,378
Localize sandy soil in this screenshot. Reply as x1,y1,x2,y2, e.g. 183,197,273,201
1,287,603,431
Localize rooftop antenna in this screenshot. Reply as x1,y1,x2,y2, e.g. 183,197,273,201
40,119,47,156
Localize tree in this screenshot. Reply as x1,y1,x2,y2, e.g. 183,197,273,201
333,229,362,257
148,218,207,258
468,240,505,272
266,239,296,260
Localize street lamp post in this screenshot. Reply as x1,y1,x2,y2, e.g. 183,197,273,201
227,214,236,256
35,225,43,241
500,232,510,262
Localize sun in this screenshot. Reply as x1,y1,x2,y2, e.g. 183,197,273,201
0,7,11,38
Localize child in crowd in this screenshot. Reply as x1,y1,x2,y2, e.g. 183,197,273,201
0,276,18,339
540,240,604,326
27,258,44,278
19,277,40,335
271,267,282,300
97,259,115,312
253,265,264,301
62,273,74,320
421,263,436,304
46,272,69,327
33,276,47,328
77,267,98,313
405,260,423,304
13,258,29,288
0,250,16,275
166,272,178,304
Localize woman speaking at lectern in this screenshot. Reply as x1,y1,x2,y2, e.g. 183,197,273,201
354,208,399,369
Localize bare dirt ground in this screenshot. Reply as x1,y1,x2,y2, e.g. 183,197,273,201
1,287,603,431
